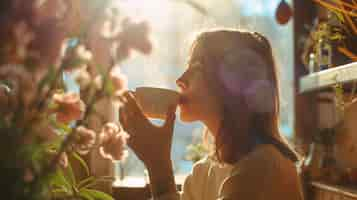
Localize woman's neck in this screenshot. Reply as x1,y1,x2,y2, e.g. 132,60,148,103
203,116,222,137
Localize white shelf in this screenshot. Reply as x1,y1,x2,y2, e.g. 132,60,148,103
299,62,357,93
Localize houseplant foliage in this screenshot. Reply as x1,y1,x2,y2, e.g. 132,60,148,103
313,0,357,61
305,0,357,64
0,0,153,199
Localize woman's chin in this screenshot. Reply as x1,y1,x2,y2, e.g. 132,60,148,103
178,107,197,122
179,115,196,122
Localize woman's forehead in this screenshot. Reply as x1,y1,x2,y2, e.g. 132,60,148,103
189,41,206,60
186,56,204,69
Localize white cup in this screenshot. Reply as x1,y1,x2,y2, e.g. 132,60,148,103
134,87,180,119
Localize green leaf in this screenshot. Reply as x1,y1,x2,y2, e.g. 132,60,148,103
79,192,95,200
94,64,113,96
104,79,114,96
72,152,90,176
65,160,77,186
42,137,63,150
48,101,59,110
95,65,106,77
335,12,345,23
48,115,73,135
56,122,73,135
80,176,115,190
80,188,114,200
51,187,69,195
51,169,72,194
78,176,95,189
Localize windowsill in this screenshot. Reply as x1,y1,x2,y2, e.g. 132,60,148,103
112,175,187,199
112,175,187,188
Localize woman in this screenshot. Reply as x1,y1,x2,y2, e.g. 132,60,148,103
119,29,304,200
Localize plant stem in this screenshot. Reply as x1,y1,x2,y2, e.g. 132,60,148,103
314,0,357,17
336,0,357,35
333,0,357,10
337,46,357,61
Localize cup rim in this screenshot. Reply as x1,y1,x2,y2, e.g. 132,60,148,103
135,87,179,95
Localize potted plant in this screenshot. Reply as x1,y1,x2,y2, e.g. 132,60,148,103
0,0,153,199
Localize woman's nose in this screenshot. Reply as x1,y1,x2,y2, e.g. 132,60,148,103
176,75,188,91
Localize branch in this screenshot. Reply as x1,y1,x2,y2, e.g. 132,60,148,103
332,0,357,10
336,0,357,35
38,65,112,178
313,0,357,17
338,46,357,61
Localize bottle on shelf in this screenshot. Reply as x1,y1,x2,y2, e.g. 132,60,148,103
308,52,317,74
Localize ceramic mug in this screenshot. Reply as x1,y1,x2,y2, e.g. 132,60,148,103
134,87,179,119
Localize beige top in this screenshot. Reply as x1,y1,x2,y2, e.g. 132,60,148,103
154,144,304,200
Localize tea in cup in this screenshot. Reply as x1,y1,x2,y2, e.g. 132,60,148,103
134,87,180,119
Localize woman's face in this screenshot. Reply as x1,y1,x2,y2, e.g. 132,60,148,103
176,53,221,123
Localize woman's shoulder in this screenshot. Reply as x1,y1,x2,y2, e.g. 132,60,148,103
228,143,299,185
219,144,304,199
237,143,294,171
190,156,211,175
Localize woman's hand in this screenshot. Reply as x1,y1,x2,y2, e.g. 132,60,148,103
118,91,177,170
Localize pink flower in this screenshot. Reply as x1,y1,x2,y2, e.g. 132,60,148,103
74,67,91,90
99,134,128,161
116,17,153,60
86,19,113,74
52,92,86,123
110,67,128,94
99,123,128,161
76,45,93,62
98,123,122,144
74,126,96,155
62,45,93,71
59,152,69,168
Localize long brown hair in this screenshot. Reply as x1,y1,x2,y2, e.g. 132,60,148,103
189,29,299,164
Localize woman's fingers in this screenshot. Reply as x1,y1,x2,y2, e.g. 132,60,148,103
120,105,139,137
116,94,128,105
123,91,148,123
